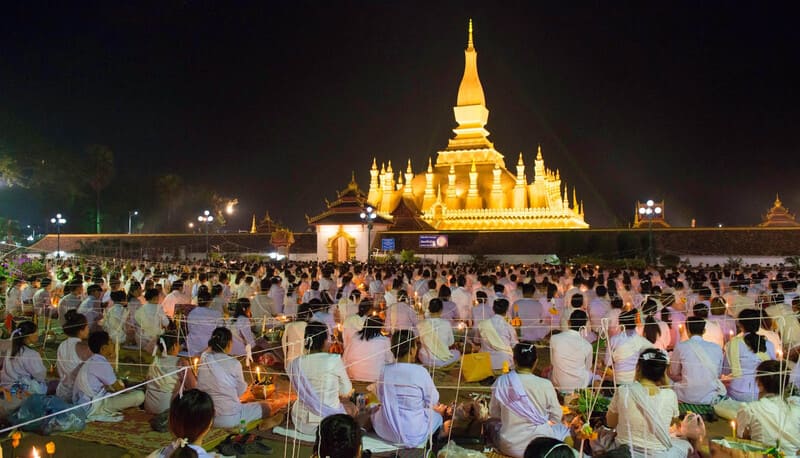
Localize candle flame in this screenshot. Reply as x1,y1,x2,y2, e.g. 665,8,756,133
32,447,41,458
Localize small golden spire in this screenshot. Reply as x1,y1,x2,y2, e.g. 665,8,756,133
775,193,782,206
380,162,385,174
427,157,433,173
449,164,455,175
250,214,257,234
371,158,377,170
387,160,393,173
555,169,560,180
468,18,474,49
517,152,524,166
470,158,477,172
536,145,542,160
406,159,412,173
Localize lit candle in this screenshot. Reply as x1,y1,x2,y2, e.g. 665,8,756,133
261,316,267,335
192,357,199,376
32,446,41,458
730,420,736,438
256,366,262,383
46,441,56,457
457,322,466,331
777,349,783,360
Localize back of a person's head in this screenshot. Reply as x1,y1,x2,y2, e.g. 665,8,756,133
756,359,785,395
88,331,110,354
493,298,509,315
524,437,574,458
513,342,537,369
569,309,588,331
145,288,160,302
315,414,362,458
168,389,215,458
686,316,706,336
63,310,88,337
637,348,669,383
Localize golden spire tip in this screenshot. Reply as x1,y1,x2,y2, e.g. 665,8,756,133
468,18,473,48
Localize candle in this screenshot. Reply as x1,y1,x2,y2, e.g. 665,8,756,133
31,447,40,458
730,420,736,438
777,349,783,360
256,367,262,383
192,357,199,376
457,322,466,331
261,316,267,335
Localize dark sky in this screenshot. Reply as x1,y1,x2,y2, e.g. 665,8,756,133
2,1,799,231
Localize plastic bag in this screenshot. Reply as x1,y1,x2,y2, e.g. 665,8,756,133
437,441,487,458
9,394,86,434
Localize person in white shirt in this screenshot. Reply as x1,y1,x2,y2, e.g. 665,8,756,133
606,348,692,457
735,359,800,455
588,285,611,335
512,283,548,342
58,281,84,328
149,389,219,458
210,284,229,317
724,309,776,402
475,299,519,372
282,304,313,365
161,281,191,319
33,277,53,320
78,284,104,332
56,310,92,401
417,299,460,368
135,288,170,354
267,277,285,315
451,275,473,324
488,342,567,458
605,309,654,384
287,321,354,435
669,316,725,404
386,290,418,333
343,317,393,382
550,310,594,394
228,298,256,357
5,278,25,316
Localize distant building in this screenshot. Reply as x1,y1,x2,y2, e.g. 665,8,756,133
362,21,588,230
759,194,800,227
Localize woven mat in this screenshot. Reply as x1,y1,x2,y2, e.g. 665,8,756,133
58,407,234,454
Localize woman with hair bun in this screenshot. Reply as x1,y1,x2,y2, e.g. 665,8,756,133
287,321,353,435
148,389,218,458
55,310,92,401
196,327,282,429
1,320,50,394
312,413,370,458
724,309,776,401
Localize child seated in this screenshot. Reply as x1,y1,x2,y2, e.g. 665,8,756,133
56,310,92,401
148,389,220,458
0,321,50,395
103,290,130,347
73,331,145,422
146,333,195,414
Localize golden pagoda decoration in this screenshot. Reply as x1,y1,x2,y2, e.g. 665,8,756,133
365,20,588,230
759,193,800,227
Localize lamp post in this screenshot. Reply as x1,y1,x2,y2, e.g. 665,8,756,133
50,213,66,258
197,210,214,259
128,210,139,234
638,199,662,266
359,206,377,264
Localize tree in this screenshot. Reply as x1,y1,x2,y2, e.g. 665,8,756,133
85,145,115,234
0,154,24,188
157,174,184,232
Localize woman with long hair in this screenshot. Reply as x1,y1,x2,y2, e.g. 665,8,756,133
150,389,216,458
55,310,92,401
343,317,393,382
228,298,256,357
724,308,776,401
1,321,50,394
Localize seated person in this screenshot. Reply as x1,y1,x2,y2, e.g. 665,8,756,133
524,437,576,458
489,342,567,458
103,291,130,348
724,309,776,402
287,321,354,435
186,291,223,356
605,309,653,384
475,299,519,371
1,321,50,395
73,331,145,422
668,316,725,404
282,303,312,365
550,310,594,394
228,298,256,357
197,327,281,429
135,288,170,354
145,333,191,414
386,290,418,333
56,310,92,401
736,359,800,455
417,298,461,368
343,317,393,382
342,301,371,348
313,413,370,458
371,330,444,448
606,348,692,458
149,389,218,458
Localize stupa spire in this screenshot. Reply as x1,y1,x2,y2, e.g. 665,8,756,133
250,214,257,234
457,19,485,108
468,18,474,49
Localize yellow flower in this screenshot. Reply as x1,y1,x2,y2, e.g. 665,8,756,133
46,441,56,454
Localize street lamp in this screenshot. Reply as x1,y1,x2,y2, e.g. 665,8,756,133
359,206,377,264
638,199,662,266
197,210,214,259
128,210,139,234
50,213,67,258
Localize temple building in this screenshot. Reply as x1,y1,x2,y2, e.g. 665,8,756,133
365,21,589,230
759,194,800,227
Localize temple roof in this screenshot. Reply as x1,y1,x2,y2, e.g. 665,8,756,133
759,193,800,227
307,174,393,225
387,197,435,231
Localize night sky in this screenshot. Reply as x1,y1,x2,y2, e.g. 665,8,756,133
1,1,799,232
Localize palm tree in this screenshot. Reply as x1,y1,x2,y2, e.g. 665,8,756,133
157,174,184,232
85,144,115,233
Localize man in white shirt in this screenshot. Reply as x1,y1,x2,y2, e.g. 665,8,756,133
450,275,472,324
161,280,191,318
588,285,611,335
475,299,519,371
513,283,547,341
669,316,725,404
550,310,594,393
267,277,285,315
5,278,24,316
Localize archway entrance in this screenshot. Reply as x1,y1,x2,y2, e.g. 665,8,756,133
332,235,349,262
326,228,357,262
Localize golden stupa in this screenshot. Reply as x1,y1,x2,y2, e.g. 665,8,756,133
366,21,589,230
759,194,800,227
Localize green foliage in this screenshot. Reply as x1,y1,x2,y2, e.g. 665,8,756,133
400,249,417,263
569,256,646,270
371,254,396,264
725,256,743,269
660,253,681,268
785,256,800,268
575,389,610,416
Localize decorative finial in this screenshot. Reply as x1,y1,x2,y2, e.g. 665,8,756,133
517,152,524,166
351,170,356,183
775,193,782,206
380,162,385,174
387,160,393,173
536,145,542,160
427,157,433,173
406,159,412,173
449,164,455,174
471,158,476,172
468,18,474,49
371,158,377,170
250,214,257,234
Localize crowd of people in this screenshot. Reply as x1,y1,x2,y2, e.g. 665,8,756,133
1,258,800,457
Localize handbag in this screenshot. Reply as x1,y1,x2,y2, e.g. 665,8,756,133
461,352,493,382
